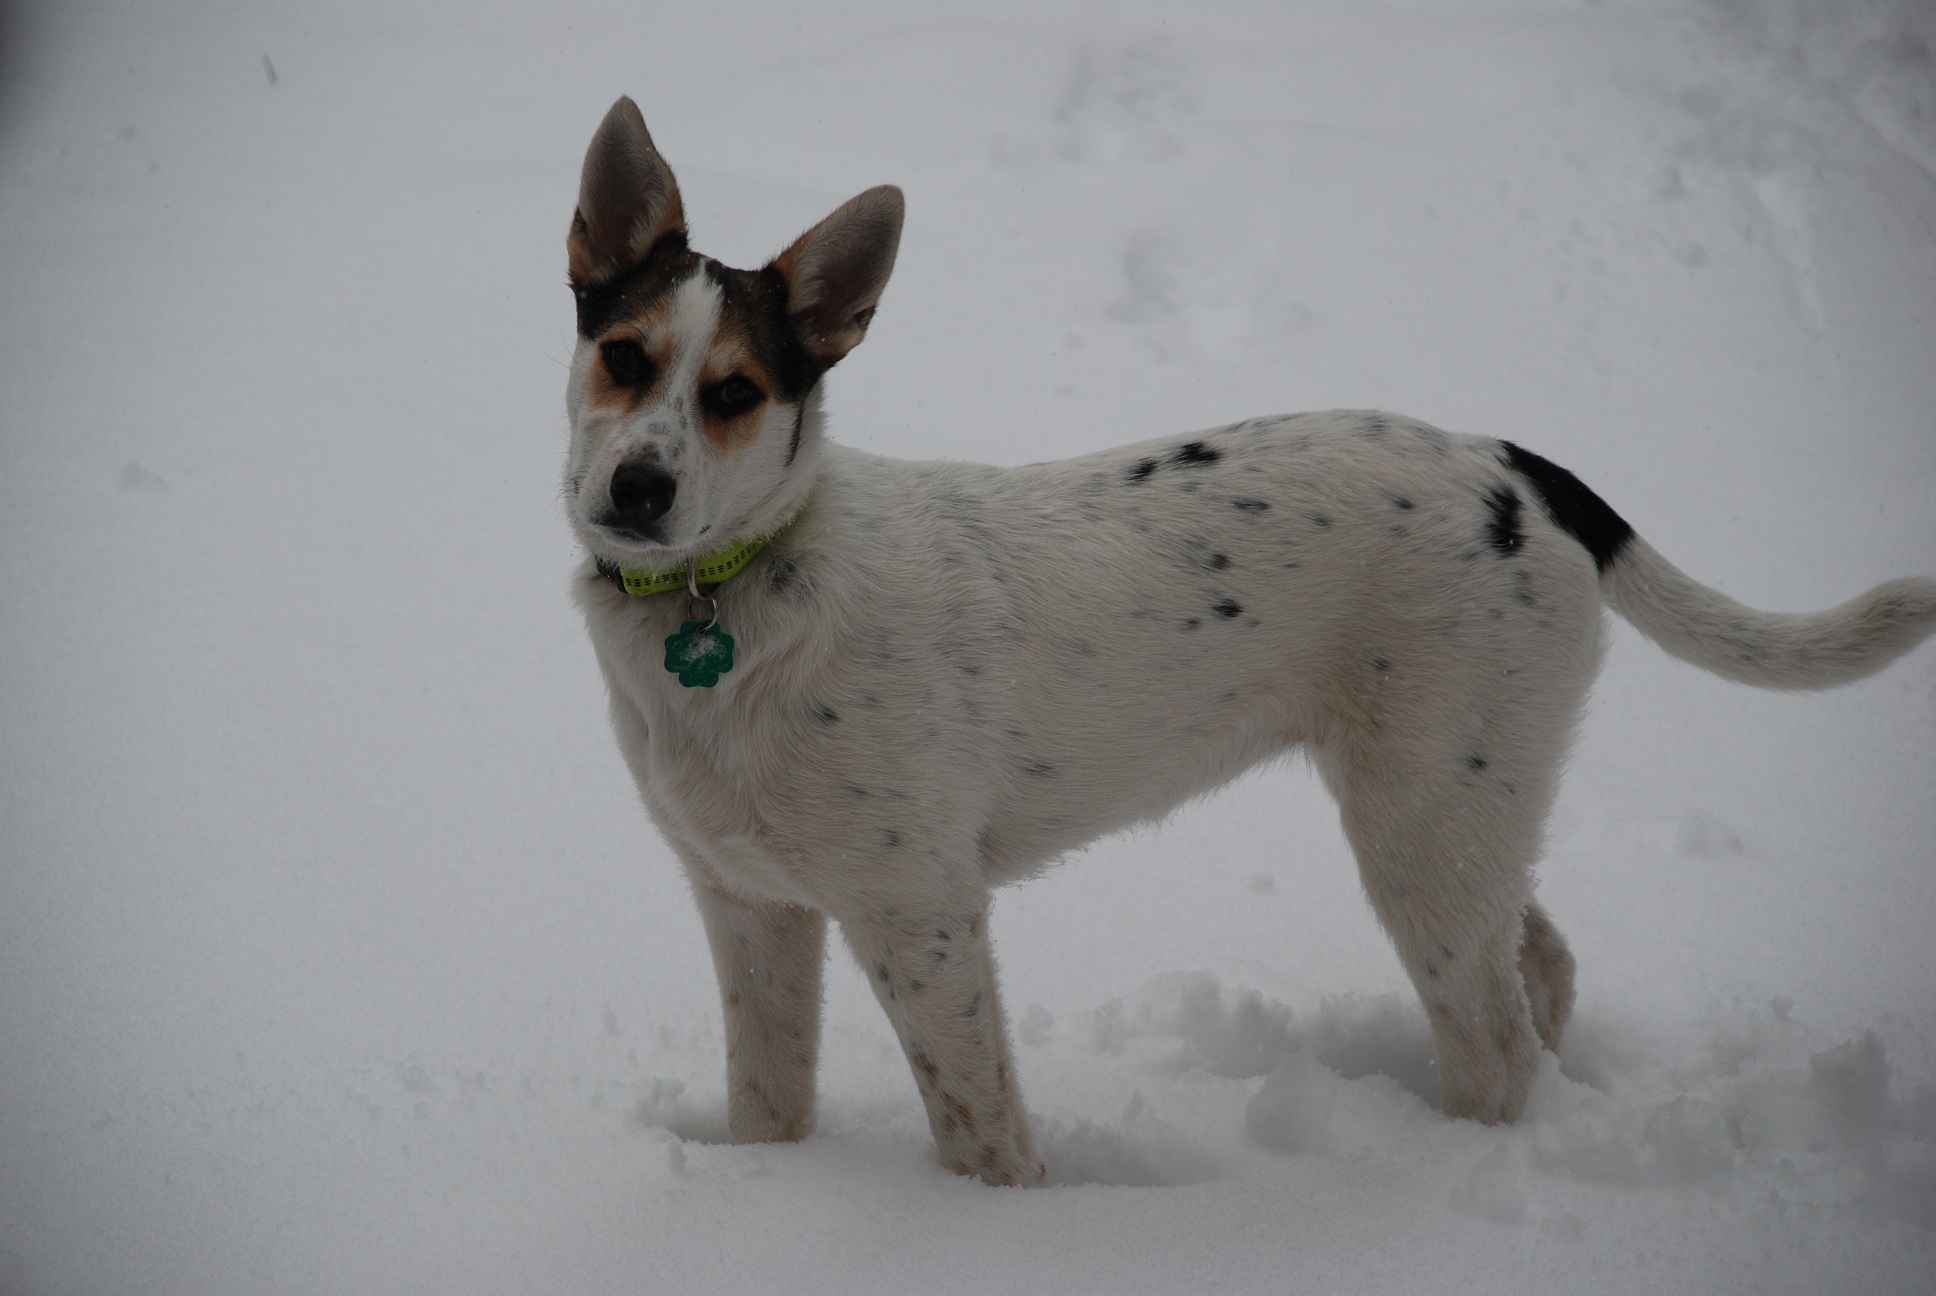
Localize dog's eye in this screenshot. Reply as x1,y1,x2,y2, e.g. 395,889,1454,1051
704,374,765,419
600,339,652,387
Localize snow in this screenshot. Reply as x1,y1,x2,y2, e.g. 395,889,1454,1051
2,0,1933,1292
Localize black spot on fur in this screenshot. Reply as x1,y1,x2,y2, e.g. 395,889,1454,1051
1498,441,1635,573
1021,759,1055,778
1232,498,1270,513
882,829,901,848
1308,514,1331,529
811,703,840,725
1205,553,1230,571
1483,486,1524,557
1182,617,1201,630
1172,441,1221,467
1466,756,1488,771
1390,495,1414,511
875,963,890,984
786,404,806,466
767,558,801,594
1371,657,1390,674
1213,599,1243,619
1129,458,1159,482
846,784,868,798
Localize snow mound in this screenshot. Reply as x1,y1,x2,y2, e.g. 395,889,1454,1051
1064,972,1934,1230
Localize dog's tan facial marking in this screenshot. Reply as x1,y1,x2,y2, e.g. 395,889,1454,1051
581,333,662,417
584,273,723,426
695,332,773,451
582,327,667,416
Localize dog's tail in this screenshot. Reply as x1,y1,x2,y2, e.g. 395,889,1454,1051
1501,441,1936,690
1602,538,1936,689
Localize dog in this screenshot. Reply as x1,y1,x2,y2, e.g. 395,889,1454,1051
561,97,1936,1186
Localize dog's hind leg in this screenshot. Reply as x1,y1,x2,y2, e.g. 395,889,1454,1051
839,898,1044,1186
1517,900,1576,1052
691,881,828,1143
1323,735,1564,1124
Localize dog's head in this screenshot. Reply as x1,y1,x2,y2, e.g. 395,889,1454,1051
562,97,902,567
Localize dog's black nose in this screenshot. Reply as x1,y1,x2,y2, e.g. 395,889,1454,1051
609,462,677,529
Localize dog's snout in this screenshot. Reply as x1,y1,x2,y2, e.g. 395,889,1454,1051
609,461,677,529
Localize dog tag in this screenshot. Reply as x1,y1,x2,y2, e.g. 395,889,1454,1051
664,621,735,688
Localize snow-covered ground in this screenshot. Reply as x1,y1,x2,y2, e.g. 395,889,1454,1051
2,1,1933,1292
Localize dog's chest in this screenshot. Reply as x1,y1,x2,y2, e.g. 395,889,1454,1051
582,581,855,903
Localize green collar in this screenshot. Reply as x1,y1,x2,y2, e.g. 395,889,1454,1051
594,532,774,598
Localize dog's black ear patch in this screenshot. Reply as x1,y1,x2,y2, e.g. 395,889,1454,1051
1498,442,1635,573
574,233,697,339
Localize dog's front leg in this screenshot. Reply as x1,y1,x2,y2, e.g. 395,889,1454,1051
690,880,827,1143
841,903,1044,1186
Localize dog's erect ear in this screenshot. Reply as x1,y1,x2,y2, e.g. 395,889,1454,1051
568,97,686,292
770,186,904,366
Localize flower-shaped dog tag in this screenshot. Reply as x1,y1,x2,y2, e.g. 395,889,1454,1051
664,621,735,688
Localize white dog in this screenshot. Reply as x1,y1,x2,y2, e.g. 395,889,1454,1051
561,98,1936,1186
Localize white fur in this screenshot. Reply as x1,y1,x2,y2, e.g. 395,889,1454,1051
563,115,1936,1187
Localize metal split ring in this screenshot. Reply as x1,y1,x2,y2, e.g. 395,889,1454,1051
684,559,719,631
